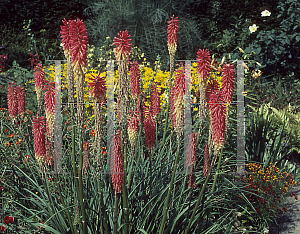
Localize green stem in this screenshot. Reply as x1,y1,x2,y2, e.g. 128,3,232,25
78,129,88,233
183,166,213,234
122,138,129,234
71,105,80,229
183,146,224,234
55,174,75,234
99,180,110,234
158,137,181,234
211,146,224,194
128,122,142,192
114,193,119,234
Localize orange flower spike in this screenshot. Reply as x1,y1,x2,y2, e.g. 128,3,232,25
129,61,141,100
111,130,124,194
113,30,132,62
150,83,160,121
221,63,235,104
128,112,139,149
196,49,211,81
167,16,179,56
171,66,185,136
69,19,88,69
32,115,46,166
88,72,106,103
7,82,18,119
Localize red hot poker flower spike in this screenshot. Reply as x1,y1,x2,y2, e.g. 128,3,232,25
150,83,160,121
196,49,211,81
69,19,88,69
111,130,124,194
7,83,18,119
43,81,55,136
128,112,139,148
88,72,106,103
208,91,226,155
32,115,46,165
130,61,140,100
186,132,198,174
60,18,72,54
171,66,185,136
221,63,235,104
17,87,25,116
34,64,45,95
143,107,156,150
167,16,179,55
113,30,132,62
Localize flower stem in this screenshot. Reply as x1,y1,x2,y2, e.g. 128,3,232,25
98,180,110,234
183,164,213,234
55,173,75,234
161,67,174,147
158,137,181,234
78,128,88,233
114,193,119,234
211,146,224,194
183,146,224,234
122,136,129,234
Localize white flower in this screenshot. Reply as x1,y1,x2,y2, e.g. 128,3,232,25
249,24,259,33
261,10,271,17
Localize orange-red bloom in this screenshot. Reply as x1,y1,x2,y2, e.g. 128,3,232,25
43,81,55,136
111,130,124,193
143,107,156,150
32,115,46,165
0,225,5,232
69,19,88,69
60,18,72,54
196,49,211,81
130,61,140,100
128,112,139,148
221,63,235,104
24,155,30,164
167,16,179,55
7,82,18,119
88,72,106,102
3,216,14,224
113,30,132,61
207,89,226,155
16,86,25,115
171,66,185,135
150,83,160,121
